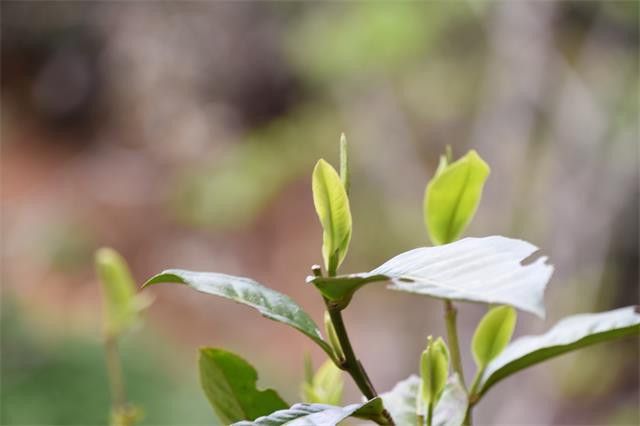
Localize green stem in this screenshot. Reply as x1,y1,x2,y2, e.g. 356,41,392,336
325,301,394,425
427,402,434,426
463,369,484,426
325,304,377,399
105,336,126,409
443,300,466,388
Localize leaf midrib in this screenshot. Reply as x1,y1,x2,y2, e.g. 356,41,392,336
443,161,472,244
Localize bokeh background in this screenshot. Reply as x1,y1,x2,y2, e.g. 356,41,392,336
1,1,638,425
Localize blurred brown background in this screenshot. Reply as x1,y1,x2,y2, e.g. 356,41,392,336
1,1,638,425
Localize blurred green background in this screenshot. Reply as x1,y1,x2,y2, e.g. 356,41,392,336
1,1,638,425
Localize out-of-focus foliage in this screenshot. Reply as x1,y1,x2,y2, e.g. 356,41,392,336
301,358,344,406
0,300,212,425
1,0,638,424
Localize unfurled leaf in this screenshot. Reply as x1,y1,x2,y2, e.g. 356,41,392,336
301,359,344,406
472,306,517,369
381,375,467,426
96,248,150,337
144,270,333,357
199,348,288,423
424,150,489,245
479,306,640,396
420,337,450,408
373,236,554,318
312,159,352,275
233,398,388,426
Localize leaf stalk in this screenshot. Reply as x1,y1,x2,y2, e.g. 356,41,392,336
444,300,466,388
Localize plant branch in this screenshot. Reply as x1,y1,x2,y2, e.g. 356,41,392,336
325,303,377,398
463,369,484,426
105,335,127,410
444,300,466,388
325,301,394,425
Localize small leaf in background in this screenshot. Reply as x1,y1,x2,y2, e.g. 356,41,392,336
96,248,150,337
199,348,288,423
424,150,489,245
472,306,517,369
233,398,388,426
479,306,640,396
420,337,450,408
381,374,467,426
373,236,554,317
144,270,334,357
312,159,352,274
301,359,344,406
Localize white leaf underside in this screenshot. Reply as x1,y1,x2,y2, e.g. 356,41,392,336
370,236,554,318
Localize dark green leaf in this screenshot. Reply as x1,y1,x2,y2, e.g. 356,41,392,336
144,270,333,357
374,236,554,317
233,398,387,426
199,348,288,423
472,306,517,368
312,159,352,274
424,150,489,245
479,306,640,396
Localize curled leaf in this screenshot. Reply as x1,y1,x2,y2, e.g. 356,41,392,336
312,159,352,274
424,150,489,245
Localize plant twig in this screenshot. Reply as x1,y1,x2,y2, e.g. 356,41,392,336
325,302,395,425
325,303,377,399
105,335,127,410
443,300,466,388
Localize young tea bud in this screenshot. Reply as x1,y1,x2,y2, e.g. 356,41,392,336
324,311,345,362
420,336,450,409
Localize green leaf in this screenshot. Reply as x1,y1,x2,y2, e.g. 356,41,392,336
95,248,150,337
312,159,352,275
424,150,489,245
373,236,554,317
420,337,450,407
233,398,388,426
199,348,288,423
306,274,388,305
472,306,517,369
301,359,344,406
144,270,333,357
381,375,467,426
479,306,640,396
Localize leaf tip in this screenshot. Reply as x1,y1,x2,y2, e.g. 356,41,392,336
142,270,186,288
